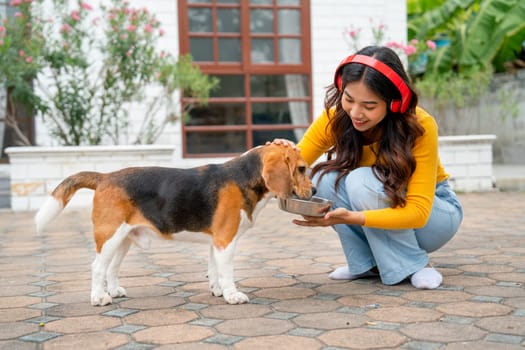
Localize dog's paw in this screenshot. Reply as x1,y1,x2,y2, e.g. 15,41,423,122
210,283,223,297
91,292,113,306
108,286,127,298
224,290,249,304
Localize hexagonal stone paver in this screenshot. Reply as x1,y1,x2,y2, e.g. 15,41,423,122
253,287,315,300
156,343,227,350
200,304,270,320
118,296,185,310
460,264,514,274
215,317,293,336
234,334,322,349
42,331,128,350
441,341,525,350
476,315,525,336
401,322,486,342
490,272,524,283
436,301,513,317
315,282,379,296
338,293,406,308
0,322,38,340
43,315,121,333
0,296,42,309
0,340,38,350
125,309,198,326
442,275,496,287
366,306,443,323
319,328,406,349
272,299,340,313
401,290,472,304
133,324,214,345
47,302,115,317
293,311,367,329
464,285,525,298
238,277,296,288
0,308,41,322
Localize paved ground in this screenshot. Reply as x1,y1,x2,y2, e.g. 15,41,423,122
1,191,524,350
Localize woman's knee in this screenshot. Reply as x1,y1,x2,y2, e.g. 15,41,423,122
312,171,339,199
346,167,389,210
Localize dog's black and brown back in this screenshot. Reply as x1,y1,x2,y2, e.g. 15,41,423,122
98,150,267,235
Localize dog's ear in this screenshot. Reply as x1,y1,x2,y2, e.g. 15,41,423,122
261,148,293,199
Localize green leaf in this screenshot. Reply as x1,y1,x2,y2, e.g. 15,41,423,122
408,0,477,40
459,0,525,70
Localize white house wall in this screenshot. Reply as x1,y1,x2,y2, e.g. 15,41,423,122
35,0,407,167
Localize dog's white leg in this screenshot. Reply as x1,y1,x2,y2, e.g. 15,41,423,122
208,244,222,297
106,237,132,298
91,222,132,306
213,237,249,304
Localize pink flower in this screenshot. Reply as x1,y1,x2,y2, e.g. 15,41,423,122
25,56,33,63
9,0,22,6
126,50,132,57
71,10,81,21
14,12,22,17
159,28,165,36
426,40,436,50
403,45,417,56
80,2,93,10
144,24,153,33
385,41,402,49
127,25,136,32
348,29,360,39
60,23,72,33
0,26,5,32
19,50,25,57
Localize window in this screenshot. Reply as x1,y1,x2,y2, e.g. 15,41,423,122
179,0,311,157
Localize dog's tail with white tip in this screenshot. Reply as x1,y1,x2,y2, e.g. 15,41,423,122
35,171,103,234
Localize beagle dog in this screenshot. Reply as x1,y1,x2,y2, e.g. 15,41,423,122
35,144,313,306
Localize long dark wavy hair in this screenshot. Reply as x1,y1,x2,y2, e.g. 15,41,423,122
311,46,424,208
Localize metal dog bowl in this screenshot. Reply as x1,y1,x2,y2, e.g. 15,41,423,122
278,196,333,217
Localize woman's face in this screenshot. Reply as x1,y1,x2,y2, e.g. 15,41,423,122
341,81,388,134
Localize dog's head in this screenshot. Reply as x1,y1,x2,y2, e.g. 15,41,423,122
261,143,314,200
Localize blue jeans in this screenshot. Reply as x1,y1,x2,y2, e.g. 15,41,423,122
313,167,463,285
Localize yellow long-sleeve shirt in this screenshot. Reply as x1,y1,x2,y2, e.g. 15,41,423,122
297,107,449,230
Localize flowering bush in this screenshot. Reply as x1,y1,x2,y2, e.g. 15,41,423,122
1,0,217,146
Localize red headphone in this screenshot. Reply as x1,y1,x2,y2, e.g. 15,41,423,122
334,54,413,113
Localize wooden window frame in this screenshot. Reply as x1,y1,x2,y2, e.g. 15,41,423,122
178,0,312,158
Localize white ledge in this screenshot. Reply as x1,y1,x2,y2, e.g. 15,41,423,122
438,134,497,144
5,145,175,156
